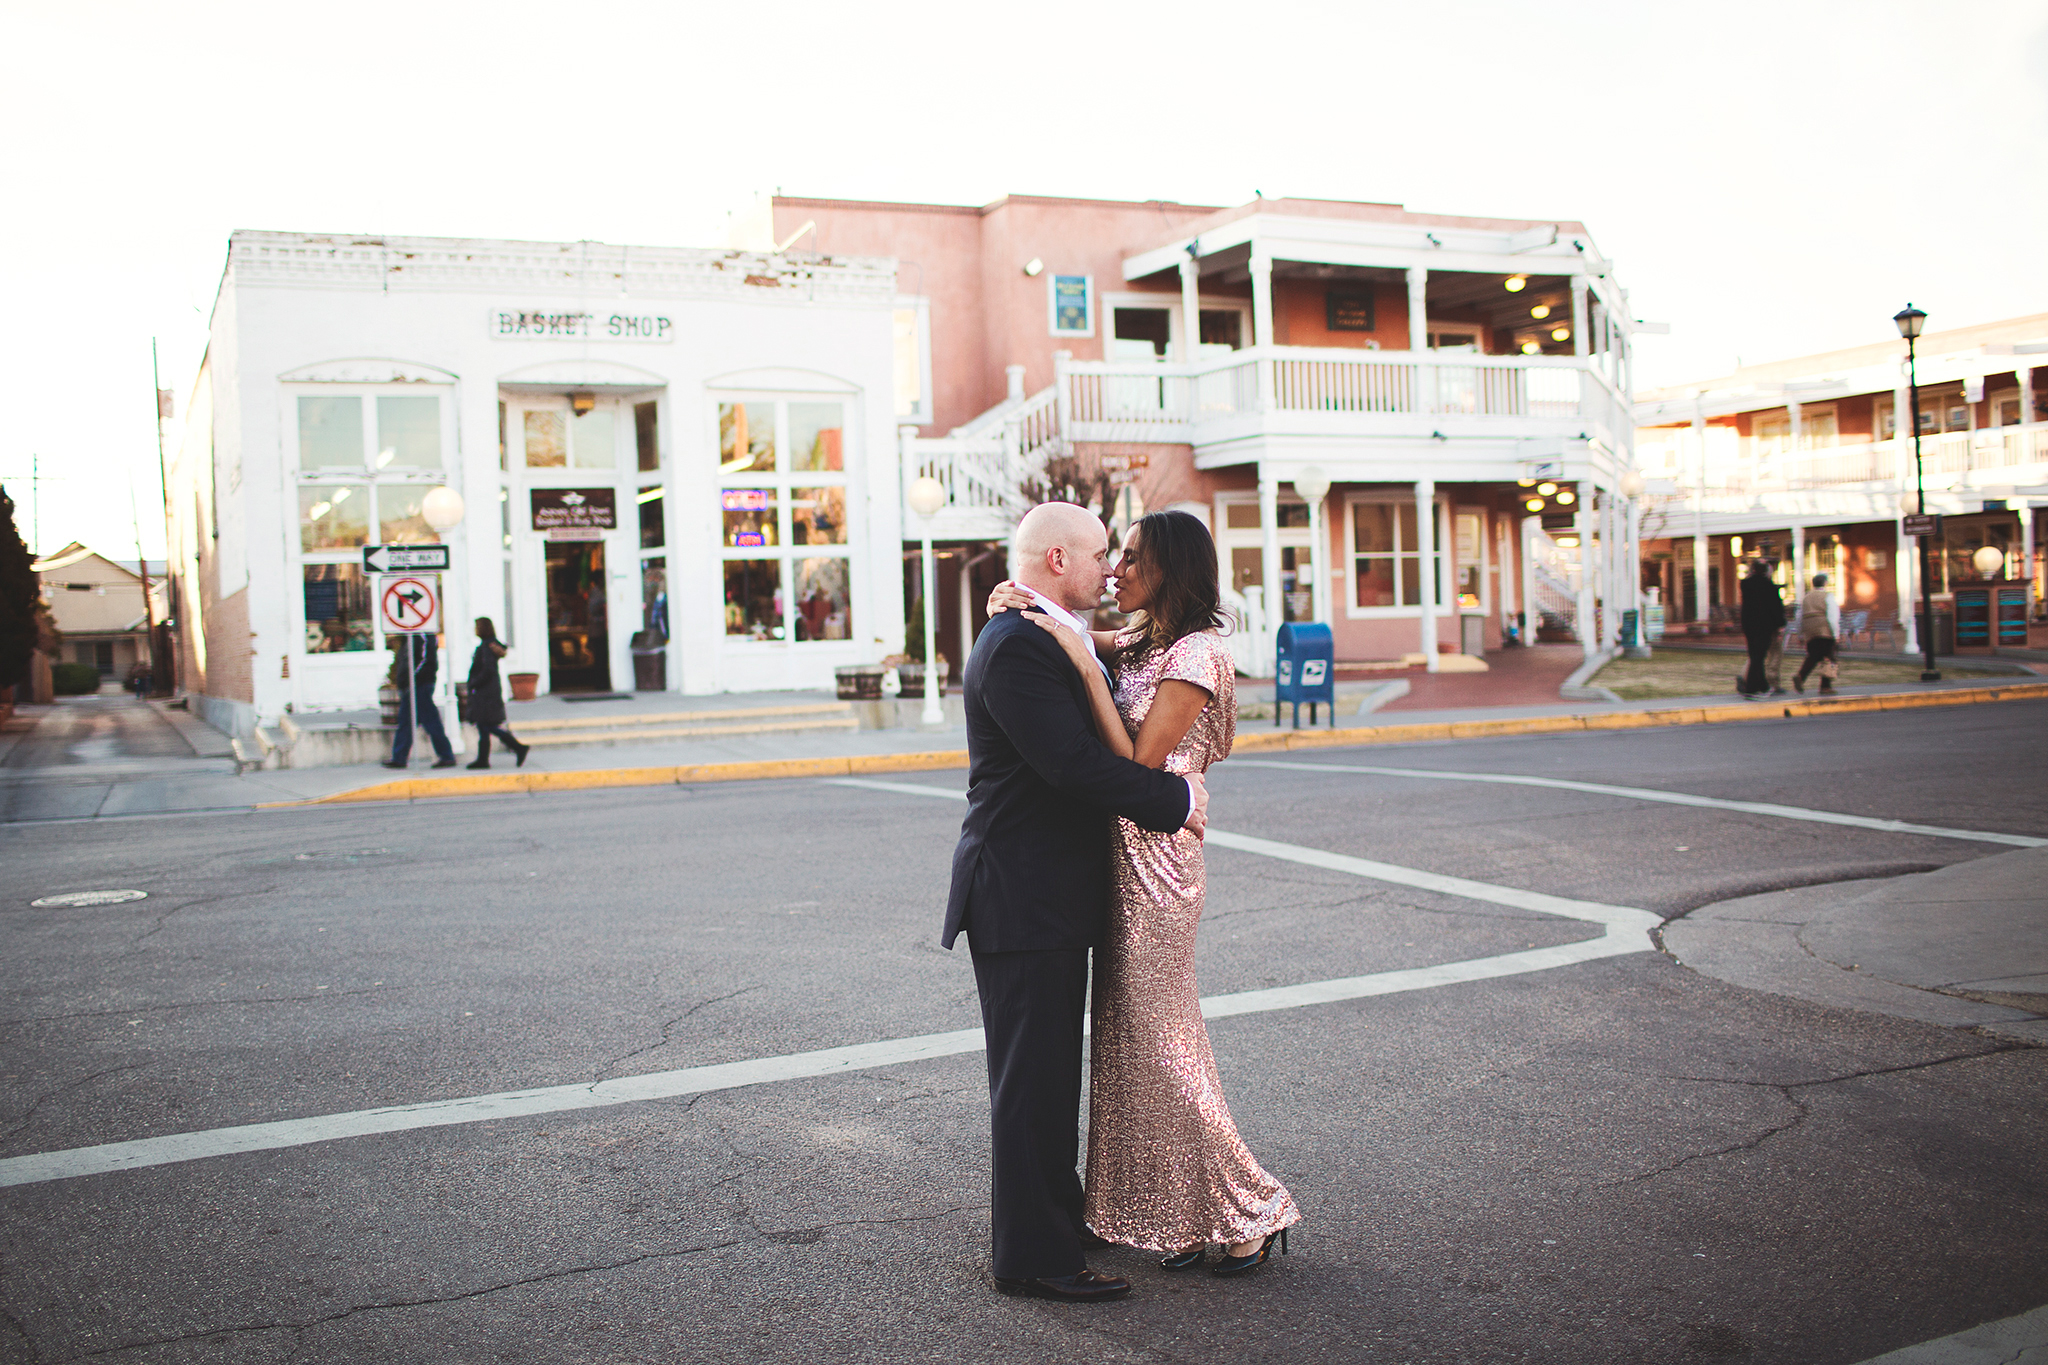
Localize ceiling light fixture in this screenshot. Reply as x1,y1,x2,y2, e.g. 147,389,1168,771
1537,482,1558,496
1530,304,1551,319
1525,498,1544,512
1555,490,1576,505
1520,340,1541,355
1505,275,1528,292
1551,327,1571,342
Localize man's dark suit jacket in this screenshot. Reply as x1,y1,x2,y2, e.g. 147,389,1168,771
1740,570,1786,639
942,609,1191,953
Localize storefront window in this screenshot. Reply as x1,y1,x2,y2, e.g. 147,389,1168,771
718,396,851,645
300,484,370,550
794,558,852,640
1350,501,1443,609
375,396,441,469
299,397,364,468
789,403,844,472
525,411,567,467
377,486,437,544
792,487,846,544
722,489,777,547
639,486,665,549
724,560,783,639
571,407,614,468
302,564,372,652
718,403,775,472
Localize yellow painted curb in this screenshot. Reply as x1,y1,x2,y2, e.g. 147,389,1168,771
265,681,2046,809
264,749,971,808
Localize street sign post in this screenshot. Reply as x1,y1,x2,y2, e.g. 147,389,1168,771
363,544,451,573
1903,513,1940,539
377,573,442,635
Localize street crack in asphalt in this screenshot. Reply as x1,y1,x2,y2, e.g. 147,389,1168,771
1,1064,150,1144
595,985,763,1079
56,1240,750,1364
1618,1044,2029,1184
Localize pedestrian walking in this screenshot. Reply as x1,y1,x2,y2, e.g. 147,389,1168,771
1792,573,1841,695
381,632,457,769
1736,559,1786,697
465,617,529,769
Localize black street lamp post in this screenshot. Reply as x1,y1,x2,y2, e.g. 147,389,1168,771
1895,305,1940,681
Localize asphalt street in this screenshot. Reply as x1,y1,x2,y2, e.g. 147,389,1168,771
1,702,2043,1363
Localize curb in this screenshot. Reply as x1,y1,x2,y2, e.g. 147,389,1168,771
1228,679,2048,753
271,680,2048,806
262,750,972,808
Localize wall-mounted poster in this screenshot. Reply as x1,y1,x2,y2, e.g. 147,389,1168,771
1050,274,1094,337
1326,289,1375,332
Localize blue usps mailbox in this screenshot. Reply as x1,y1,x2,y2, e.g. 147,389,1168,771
1274,621,1336,728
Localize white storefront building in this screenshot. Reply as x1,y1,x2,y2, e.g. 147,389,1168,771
169,231,908,734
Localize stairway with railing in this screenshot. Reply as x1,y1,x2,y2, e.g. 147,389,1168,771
1526,526,1581,642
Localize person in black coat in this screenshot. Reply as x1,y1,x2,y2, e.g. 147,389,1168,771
942,503,1206,1303
1736,560,1787,697
464,617,529,769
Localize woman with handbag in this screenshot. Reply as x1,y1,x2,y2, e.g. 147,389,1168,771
465,617,530,768
1792,574,1840,695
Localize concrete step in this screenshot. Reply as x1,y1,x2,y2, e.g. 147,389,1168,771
509,702,861,749
511,702,854,734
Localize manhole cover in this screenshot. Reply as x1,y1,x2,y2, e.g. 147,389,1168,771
30,890,148,908
294,848,390,861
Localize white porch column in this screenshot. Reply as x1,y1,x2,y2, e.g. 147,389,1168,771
1249,250,1275,414
1406,268,1432,414
2020,366,2036,432
1895,504,1918,655
1178,257,1201,363
1415,480,1439,671
1575,496,1597,660
2023,501,2038,615
1258,467,1281,663
1571,279,1590,359
1790,524,1805,593
1521,515,1540,646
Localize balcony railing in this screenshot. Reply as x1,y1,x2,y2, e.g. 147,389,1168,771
1060,346,1623,442
1642,425,2048,497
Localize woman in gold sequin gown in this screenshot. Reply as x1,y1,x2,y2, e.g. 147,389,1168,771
992,510,1301,1272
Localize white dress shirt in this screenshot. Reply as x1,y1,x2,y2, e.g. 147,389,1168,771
1018,585,1193,827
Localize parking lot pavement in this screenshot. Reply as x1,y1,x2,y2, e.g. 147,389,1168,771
0,704,2043,1363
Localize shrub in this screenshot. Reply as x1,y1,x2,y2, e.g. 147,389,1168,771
51,662,100,695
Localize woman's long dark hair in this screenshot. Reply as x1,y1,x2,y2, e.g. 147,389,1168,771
475,616,498,642
1118,509,1225,659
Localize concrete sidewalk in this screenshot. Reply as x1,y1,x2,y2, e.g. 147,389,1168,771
1664,847,2048,1046
2,672,2044,824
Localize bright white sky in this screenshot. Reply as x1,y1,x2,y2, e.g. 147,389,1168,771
4,0,2043,558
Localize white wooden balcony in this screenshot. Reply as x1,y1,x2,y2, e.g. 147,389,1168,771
1059,346,1632,468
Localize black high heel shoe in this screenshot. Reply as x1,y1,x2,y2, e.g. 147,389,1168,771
1159,1246,1206,1271
1210,1227,1288,1277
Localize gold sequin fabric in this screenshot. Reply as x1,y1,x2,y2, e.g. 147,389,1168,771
1084,629,1301,1252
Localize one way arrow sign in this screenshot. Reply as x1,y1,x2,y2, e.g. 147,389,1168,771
364,544,451,573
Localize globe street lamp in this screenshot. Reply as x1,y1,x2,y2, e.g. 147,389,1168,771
1894,306,1939,681
906,475,948,726
1292,465,1331,624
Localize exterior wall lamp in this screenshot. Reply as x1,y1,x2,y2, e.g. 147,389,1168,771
570,392,596,417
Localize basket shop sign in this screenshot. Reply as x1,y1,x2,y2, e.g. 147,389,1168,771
491,307,675,342
531,488,617,540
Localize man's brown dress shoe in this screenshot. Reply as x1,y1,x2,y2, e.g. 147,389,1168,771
992,1269,1131,1302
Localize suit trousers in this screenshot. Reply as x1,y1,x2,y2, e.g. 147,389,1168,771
971,945,1091,1279
1740,632,1775,695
